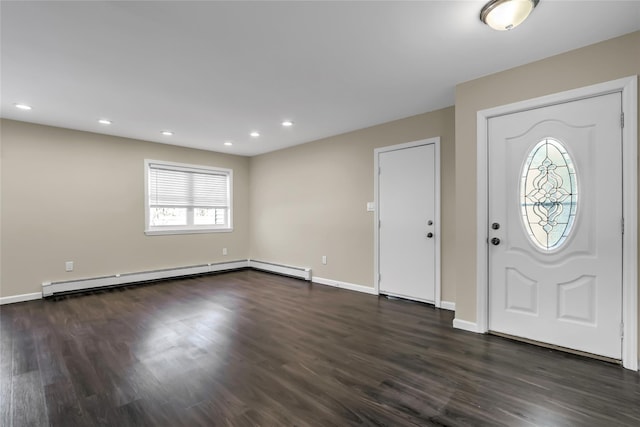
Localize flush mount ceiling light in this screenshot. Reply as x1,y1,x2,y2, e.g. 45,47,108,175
98,119,112,125
250,131,260,137
224,141,233,146
161,130,174,136
281,120,294,127
480,0,539,31
14,103,32,110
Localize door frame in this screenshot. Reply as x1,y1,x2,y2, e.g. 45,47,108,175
374,137,441,307
475,76,638,370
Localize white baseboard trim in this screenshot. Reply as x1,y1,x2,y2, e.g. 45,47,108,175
9,263,358,302
248,260,311,281
312,276,378,295
439,300,456,311
453,318,481,333
0,292,43,305
42,260,249,297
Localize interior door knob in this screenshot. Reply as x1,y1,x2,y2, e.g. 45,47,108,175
492,222,500,230
491,237,500,245
427,232,434,238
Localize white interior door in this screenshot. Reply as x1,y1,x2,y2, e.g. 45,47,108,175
488,93,623,359
378,141,437,303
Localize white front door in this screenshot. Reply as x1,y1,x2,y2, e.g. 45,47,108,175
488,93,623,359
377,140,438,303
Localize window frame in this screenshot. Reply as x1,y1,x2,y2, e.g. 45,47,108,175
144,159,233,235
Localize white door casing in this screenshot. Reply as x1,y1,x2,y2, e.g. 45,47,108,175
374,138,441,306
472,76,637,371
488,93,622,359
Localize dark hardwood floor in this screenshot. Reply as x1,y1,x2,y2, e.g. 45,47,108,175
1,270,639,426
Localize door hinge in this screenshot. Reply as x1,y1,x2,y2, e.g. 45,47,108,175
378,219,381,229
621,217,625,235
378,166,381,175
620,112,625,129
379,273,382,283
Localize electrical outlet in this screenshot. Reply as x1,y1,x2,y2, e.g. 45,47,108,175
322,255,327,265
65,261,74,272
222,248,228,256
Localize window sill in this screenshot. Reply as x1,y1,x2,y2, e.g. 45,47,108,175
145,228,233,236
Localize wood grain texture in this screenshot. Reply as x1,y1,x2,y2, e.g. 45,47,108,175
0,270,638,426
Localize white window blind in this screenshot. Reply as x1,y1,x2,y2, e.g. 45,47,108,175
145,160,232,234
149,166,228,208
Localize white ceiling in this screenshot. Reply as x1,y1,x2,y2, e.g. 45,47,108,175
2,1,639,156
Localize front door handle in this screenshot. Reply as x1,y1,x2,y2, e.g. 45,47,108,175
491,237,501,246
427,232,434,238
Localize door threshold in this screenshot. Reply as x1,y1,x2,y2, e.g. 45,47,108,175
489,331,621,365
381,293,434,306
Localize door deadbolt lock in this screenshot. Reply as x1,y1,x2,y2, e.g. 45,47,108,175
491,237,500,245
427,232,434,238
427,220,433,226
492,222,500,230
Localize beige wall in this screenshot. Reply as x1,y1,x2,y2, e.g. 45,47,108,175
250,107,456,301
454,32,640,339
1,110,455,300
0,119,250,297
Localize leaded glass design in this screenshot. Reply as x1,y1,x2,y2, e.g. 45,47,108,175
520,138,578,251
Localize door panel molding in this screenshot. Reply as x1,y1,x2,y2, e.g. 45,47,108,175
374,137,441,307
472,76,637,370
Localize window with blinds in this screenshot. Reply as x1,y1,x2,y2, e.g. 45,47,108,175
144,160,232,234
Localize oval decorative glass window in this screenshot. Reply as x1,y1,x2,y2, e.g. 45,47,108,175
520,137,578,251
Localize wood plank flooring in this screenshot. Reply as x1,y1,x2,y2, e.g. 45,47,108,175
1,270,639,426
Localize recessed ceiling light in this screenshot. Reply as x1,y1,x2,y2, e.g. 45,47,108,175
14,103,32,110
161,130,173,136
224,141,233,146
98,119,112,125
250,131,260,137
282,120,294,127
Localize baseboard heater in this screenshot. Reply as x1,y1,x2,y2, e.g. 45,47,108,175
42,260,249,297
247,259,312,281
41,259,311,297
